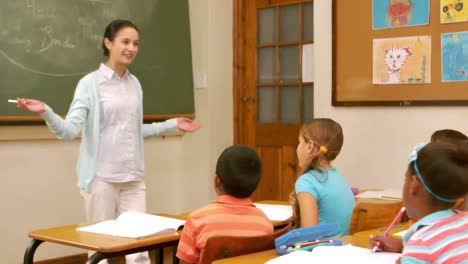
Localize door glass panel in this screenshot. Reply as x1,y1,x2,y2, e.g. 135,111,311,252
257,47,276,84
303,85,314,122
279,5,299,42
258,8,276,44
279,45,299,83
303,3,314,42
280,86,299,124
257,87,276,123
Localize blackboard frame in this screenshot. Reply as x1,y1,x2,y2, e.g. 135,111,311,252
0,0,195,123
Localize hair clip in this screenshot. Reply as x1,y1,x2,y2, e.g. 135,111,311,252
319,146,328,154
408,142,427,163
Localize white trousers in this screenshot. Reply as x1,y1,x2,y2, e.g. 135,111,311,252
81,179,151,264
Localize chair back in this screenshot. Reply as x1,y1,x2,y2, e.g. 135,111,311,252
199,223,292,264
348,200,403,235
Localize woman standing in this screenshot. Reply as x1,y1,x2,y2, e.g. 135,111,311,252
17,19,201,264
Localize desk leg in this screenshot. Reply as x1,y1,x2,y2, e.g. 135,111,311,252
87,252,107,264
172,246,179,264
23,239,44,264
155,248,163,264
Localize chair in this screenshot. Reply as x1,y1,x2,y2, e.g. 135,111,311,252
348,200,403,235
199,223,292,264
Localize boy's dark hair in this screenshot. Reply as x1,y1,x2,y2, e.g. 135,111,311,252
431,129,467,144
102,19,139,57
215,145,262,198
410,141,468,205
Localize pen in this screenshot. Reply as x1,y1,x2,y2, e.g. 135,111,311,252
372,207,406,252
8,99,18,103
294,240,333,248
293,242,330,251
380,195,402,200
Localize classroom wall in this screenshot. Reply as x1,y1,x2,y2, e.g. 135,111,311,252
313,0,467,190
2,0,467,263
0,0,232,262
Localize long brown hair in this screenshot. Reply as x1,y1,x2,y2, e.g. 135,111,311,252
290,118,344,227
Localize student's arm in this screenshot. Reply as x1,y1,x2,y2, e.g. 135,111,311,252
176,217,199,264
297,192,319,227
369,234,403,253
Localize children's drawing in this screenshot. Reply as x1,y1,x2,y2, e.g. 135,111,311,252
373,36,431,84
373,0,430,29
442,32,468,82
441,0,468,23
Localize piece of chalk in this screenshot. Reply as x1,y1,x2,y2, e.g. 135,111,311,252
8,99,18,103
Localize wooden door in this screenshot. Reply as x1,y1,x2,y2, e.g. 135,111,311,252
234,0,315,201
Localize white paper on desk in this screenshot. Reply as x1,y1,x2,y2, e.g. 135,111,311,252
394,229,407,237
355,189,402,200
267,245,401,264
265,251,314,264
76,212,185,239
254,203,293,221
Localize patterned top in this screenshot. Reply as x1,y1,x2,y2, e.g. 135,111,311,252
176,195,273,264
402,209,468,264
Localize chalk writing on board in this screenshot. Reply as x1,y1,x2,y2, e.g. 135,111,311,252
0,0,158,77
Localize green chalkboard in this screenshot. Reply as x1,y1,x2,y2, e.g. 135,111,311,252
0,0,194,122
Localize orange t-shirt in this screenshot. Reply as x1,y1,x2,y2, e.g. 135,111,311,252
176,195,274,264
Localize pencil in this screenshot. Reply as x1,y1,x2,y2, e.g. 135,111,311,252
372,207,406,253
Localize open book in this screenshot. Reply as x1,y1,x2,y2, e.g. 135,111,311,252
266,245,401,264
76,212,186,239
355,189,402,201
254,203,293,221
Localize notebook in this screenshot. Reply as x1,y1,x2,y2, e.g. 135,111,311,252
254,203,293,221
355,189,402,200
266,245,401,264
76,212,185,238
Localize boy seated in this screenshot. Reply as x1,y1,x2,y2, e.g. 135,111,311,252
176,145,274,264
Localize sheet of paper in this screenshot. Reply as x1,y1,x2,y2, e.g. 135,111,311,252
394,229,407,237
266,245,401,264
355,189,402,200
76,212,185,238
254,203,293,221
265,250,314,264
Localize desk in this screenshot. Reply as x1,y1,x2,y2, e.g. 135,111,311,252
211,235,370,264
24,214,184,264
25,201,290,264
352,222,410,238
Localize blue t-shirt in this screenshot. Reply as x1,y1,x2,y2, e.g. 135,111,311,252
295,168,355,238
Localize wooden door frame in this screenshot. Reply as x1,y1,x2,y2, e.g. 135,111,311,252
233,0,246,145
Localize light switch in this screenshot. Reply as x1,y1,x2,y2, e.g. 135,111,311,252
194,72,207,89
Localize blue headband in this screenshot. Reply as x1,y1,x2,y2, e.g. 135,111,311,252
408,143,457,203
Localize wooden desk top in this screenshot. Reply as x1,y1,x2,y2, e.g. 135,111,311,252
28,214,184,253
212,235,370,264
352,222,410,238
180,200,293,228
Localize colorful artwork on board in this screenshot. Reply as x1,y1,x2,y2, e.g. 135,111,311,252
373,36,431,84
373,0,430,29
441,0,468,23
442,32,468,82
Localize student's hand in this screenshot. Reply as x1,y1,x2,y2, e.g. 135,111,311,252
176,117,202,132
16,98,46,114
369,234,403,253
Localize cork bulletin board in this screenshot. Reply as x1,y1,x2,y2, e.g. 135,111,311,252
332,0,468,106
